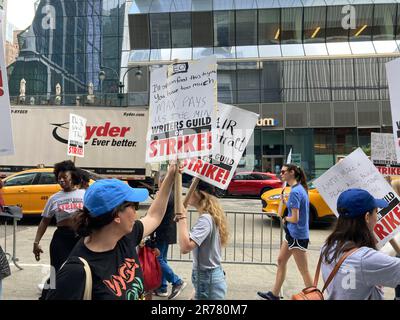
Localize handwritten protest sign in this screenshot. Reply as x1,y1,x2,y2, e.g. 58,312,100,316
386,58,400,163
67,114,87,158
371,132,400,176
146,56,217,163
182,103,258,189
314,148,400,249
0,23,14,156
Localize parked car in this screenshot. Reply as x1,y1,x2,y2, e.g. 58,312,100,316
0,168,98,216
216,172,282,198
260,182,336,226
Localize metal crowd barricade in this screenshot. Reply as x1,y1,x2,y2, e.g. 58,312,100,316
0,206,23,270
168,209,283,267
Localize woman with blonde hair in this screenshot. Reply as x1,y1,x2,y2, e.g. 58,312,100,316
177,180,228,300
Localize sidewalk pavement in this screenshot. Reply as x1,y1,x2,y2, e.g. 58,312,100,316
1,217,396,300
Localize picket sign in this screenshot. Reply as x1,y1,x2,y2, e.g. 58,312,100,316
385,58,400,164
314,148,400,250
146,56,218,218
67,113,87,160
146,56,217,164
181,103,258,190
371,132,400,177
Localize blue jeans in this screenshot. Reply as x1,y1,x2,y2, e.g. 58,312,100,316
155,241,181,291
191,266,227,300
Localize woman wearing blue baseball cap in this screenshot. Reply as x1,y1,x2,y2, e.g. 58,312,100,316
46,164,176,300
320,188,400,300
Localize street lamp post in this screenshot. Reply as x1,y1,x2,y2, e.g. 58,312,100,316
98,66,143,107
98,66,123,106
120,66,143,107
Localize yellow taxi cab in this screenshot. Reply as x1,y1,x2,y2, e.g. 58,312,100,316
0,168,96,216
261,182,336,226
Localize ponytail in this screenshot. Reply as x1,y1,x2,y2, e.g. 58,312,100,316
284,163,308,192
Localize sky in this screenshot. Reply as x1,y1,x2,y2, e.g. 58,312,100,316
7,0,37,30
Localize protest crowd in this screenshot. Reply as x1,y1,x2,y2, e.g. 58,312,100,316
2,57,400,302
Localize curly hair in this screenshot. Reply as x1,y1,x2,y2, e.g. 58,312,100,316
53,160,80,186
197,191,229,247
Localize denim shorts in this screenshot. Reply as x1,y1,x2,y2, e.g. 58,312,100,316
191,266,227,300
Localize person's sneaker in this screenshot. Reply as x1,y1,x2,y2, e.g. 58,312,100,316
153,289,168,297
257,291,280,300
168,281,187,300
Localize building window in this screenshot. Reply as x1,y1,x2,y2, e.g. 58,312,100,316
373,4,396,41
214,11,235,47
303,6,326,43
314,128,334,178
261,61,283,103
258,9,280,45
217,62,237,104
262,130,284,156
331,59,355,101
326,6,349,42
354,58,379,100
309,102,332,127
281,7,303,44
192,11,213,47
150,13,171,49
350,5,373,42
237,63,260,103
285,128,314,178
286,103,308,127
334,128,358,156
333,101,356,127
236,10,257,46
283,60,308,102
307,60,331,102
171,12,191,48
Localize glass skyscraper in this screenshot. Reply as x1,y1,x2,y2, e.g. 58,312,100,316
8,0,129,105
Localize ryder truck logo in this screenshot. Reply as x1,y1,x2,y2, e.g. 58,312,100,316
52,122,137,147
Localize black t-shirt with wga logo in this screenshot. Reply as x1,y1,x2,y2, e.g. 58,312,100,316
46,221,145,300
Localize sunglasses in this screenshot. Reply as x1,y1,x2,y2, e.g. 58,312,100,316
120,202,140,211
280,170,288,174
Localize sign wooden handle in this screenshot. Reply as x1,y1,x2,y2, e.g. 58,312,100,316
389,239,400,255
174,160,183,216
183,177,200,208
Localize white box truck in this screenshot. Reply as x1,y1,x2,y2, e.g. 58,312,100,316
0,106,158,192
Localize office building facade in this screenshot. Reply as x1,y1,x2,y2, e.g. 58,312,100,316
127,0,400,178
7,0,400,178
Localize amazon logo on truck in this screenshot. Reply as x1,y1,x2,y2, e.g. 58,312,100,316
52,122,137,147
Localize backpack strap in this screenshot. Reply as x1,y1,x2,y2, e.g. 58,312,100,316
78,257,92,300
321,248,359,293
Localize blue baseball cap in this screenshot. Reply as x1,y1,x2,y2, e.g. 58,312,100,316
84,179,149,217
337,188,388,218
